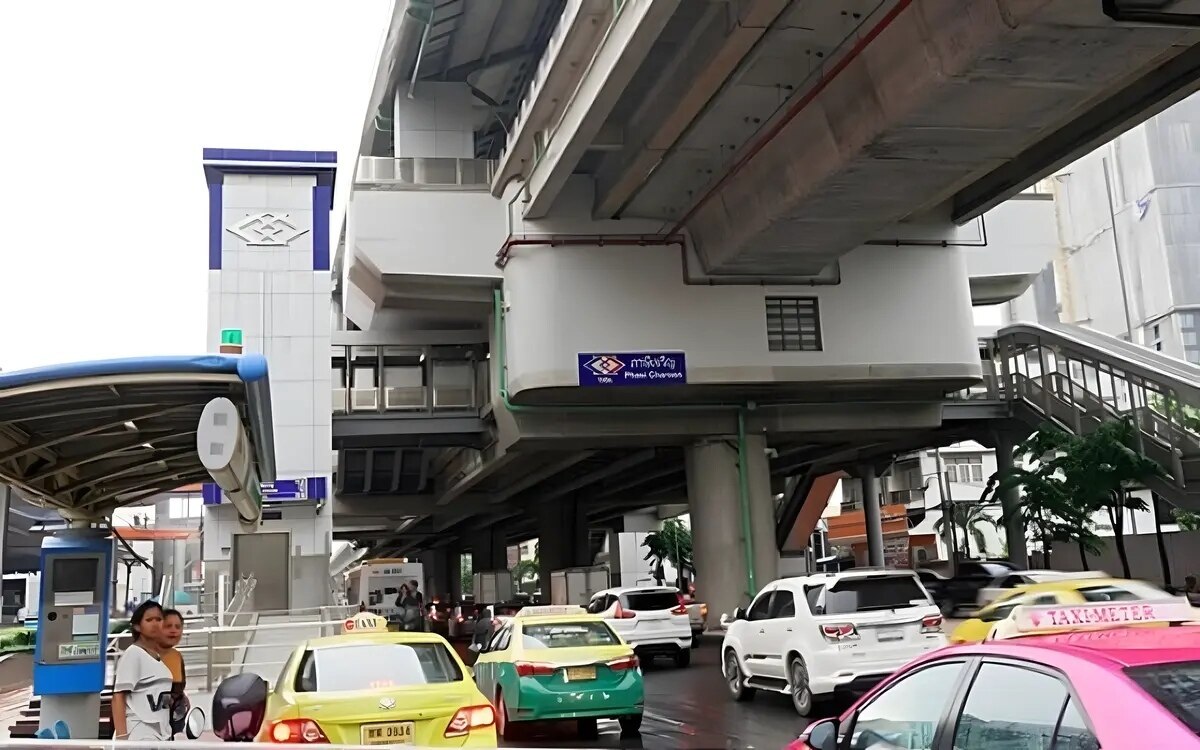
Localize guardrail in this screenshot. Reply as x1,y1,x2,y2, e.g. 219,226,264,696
355,156,495,188
104,603,357,692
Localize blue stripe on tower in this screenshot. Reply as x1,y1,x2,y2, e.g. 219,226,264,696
208,183,223,270
312,185,332,271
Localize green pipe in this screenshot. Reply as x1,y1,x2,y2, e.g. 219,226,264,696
736,409,757,595
491,288,759,598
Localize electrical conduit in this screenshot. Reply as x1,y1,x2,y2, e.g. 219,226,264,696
493,288,760,599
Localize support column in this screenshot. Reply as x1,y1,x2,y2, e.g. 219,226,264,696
537,499,590,598
994,433,1028,568
419,546,461,604
861,467,884,567
469,527,508,572
0,485,9,585
686,435,778,628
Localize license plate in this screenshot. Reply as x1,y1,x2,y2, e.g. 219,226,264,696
876,629,904,642
566,666,596,682
361,721,415,745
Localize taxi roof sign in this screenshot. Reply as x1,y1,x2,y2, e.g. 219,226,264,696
514,605,586,619
343,612,389,633
1010,598,1196,635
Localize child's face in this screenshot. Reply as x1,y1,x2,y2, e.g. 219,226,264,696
160,615,183,647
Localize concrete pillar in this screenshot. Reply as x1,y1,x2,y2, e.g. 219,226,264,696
686,435,778,627
420,546,461,603
994,433,1028,568
0,485,9,582
537,499,590,596
469,527,508,572
861,468,884,567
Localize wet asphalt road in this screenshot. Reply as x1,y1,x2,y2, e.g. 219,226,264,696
497,639,841,750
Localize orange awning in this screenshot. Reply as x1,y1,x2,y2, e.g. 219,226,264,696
112,527,197,541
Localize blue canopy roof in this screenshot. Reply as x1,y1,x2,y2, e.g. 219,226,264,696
0,355,275,518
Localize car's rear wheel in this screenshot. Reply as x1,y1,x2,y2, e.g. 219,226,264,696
939,598,956,617
724,650,755,702
618,713,643,736
674,648,692,668
577,717,599,739
495,692,517,741
789,657,814,717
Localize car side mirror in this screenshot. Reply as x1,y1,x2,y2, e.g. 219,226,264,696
804,718,839,750
468,642,482,653
184,707,206,740
734,607,747,621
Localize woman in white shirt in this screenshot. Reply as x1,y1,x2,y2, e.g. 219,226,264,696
112,600,174,741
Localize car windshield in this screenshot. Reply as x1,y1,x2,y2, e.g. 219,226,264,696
624,591,679,611
298,643,463,692
522,622,619,649
1125,660,1200,734
822,575,928,614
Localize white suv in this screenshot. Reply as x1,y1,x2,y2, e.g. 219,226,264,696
586,586,693,667
721,569,946,715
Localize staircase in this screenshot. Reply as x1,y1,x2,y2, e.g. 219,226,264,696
772,321,1200,548
992,322,1200,509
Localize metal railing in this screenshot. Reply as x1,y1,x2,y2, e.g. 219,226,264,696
105,602,358,693
332,346,486,416
962,322,1200,504
355,156,495,189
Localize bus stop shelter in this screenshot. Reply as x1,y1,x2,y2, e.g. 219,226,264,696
0,355,277,562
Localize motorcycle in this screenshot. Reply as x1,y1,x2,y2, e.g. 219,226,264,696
173,672,270,742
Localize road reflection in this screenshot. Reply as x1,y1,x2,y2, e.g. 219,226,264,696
501,641,843,750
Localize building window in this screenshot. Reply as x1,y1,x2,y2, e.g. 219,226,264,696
944,455,984,484
168,496,202,520
765,297,822,352
1180,312,1199,365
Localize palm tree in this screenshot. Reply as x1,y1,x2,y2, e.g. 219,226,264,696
642,519,694,588
933,502,1000,559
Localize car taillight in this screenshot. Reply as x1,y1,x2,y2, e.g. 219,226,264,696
613,604,636,619
700,603,708,618
444,705,495,738
921,615,943,633
607,654,640,672
820,623,859,642
671,593,689,615
269,719,329,743
515,661,556,677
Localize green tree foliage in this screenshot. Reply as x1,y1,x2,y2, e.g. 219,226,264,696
642,518,694,588
510,543,540,591
933,502,999,558
460,554,473,596
998,420,1164,576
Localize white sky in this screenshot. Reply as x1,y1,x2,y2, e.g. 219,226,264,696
0,1,392,371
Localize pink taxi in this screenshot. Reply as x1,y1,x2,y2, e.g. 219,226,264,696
790,599,1200,749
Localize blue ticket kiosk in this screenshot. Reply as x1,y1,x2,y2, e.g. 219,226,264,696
33,530,113,739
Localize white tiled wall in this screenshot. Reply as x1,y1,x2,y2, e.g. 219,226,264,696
393,83,477,158
205,172,333,572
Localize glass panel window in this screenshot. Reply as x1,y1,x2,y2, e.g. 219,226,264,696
850,662,966,749
952,663,1068,749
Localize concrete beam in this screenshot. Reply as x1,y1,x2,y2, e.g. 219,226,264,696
593,0,789,217
437,452,520,506
524,0,680,218
536,450,658,504
332,493,491,518
490,451,599,504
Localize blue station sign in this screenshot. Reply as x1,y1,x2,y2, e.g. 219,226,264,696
260,478,308,500
578,352,687,387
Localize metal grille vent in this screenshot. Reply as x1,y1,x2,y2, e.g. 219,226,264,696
765,297,822,352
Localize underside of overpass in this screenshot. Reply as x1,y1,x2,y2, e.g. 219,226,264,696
493,0,1200,280
336,1,1200,567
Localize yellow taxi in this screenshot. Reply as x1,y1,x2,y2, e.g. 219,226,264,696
258,612,497,746
472,606,644,740
949,576,1173,643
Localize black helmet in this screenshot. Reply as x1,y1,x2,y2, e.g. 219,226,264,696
212,672,268,742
